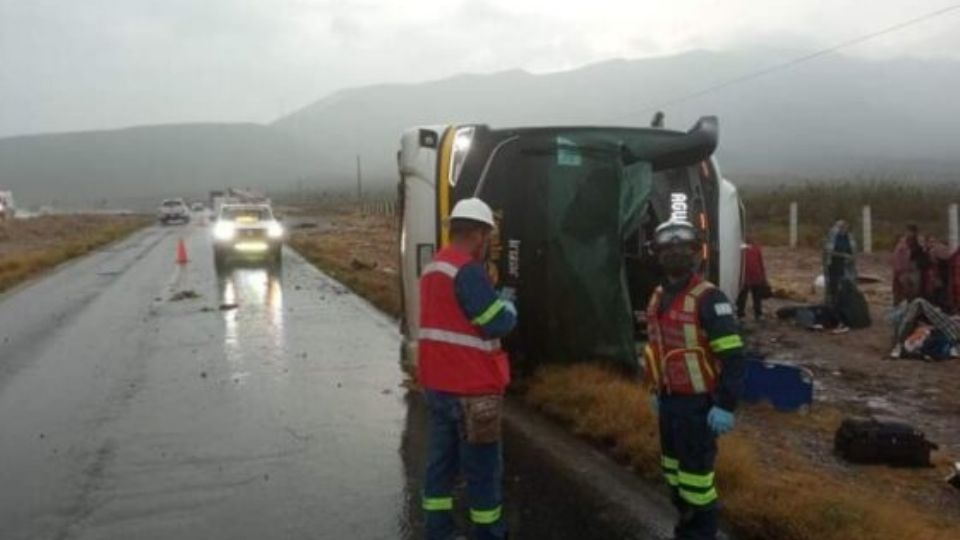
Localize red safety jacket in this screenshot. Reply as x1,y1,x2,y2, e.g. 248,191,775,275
740,243,766,287
644,276,720,395
417,247,510,395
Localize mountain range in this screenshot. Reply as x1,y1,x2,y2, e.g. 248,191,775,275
2,49,958,207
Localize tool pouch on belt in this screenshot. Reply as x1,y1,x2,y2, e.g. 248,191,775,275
461,395,503,444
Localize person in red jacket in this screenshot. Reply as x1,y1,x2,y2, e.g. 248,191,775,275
737,235,768,321
418,198,517,540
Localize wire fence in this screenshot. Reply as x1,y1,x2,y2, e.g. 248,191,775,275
360,199,398,217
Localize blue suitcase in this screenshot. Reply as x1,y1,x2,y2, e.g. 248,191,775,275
741,358,814,411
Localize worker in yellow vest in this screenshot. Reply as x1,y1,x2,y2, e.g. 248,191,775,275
644,219,746,540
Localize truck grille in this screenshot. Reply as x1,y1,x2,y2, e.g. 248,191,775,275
237,228,267,240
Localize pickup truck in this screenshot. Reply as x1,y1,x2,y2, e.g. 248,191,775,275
157,198,191,225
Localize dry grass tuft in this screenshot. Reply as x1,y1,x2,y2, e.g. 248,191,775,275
288,211,401,318
0,215,148,292
525,363,960,540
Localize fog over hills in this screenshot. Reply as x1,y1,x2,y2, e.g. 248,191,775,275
2,50,958,207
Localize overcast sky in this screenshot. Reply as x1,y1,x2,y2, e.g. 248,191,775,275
1,0,958,137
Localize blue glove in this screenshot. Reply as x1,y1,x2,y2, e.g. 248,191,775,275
707,406,735,435
649,394,660,414
502,299,517,317
499,287,517,303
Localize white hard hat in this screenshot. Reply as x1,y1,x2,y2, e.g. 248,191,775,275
653,219,700,246
450,198,496,229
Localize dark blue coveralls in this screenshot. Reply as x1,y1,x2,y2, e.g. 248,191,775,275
655,274,746,540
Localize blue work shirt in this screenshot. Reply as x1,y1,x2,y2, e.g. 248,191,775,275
454,262,517,339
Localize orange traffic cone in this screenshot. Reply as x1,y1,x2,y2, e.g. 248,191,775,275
176,238,189,265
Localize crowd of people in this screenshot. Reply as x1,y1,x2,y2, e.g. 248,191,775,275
742,220,960,343
889,224,960,359
892,224,959,312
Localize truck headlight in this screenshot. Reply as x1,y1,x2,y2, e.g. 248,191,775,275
214,221,236,241
267,222,284,239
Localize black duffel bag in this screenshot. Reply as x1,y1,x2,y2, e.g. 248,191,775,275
834,418,938,467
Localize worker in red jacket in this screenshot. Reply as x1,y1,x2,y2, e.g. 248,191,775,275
418,197,517,540
737,235,768,321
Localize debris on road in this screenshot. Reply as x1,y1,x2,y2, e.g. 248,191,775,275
350,258,377,271
948,463,960,490
169,289,201,302
219,303,239,311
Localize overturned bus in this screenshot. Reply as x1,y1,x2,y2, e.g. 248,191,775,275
398,118,743,375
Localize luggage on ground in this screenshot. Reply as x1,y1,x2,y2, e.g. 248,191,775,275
834,418,937,467
836,278,871,329
775,304,840,330
742,357,814,411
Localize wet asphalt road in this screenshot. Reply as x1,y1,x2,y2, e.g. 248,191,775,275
0,222,658,540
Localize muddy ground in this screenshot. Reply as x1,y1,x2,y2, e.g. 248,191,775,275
738,246,960,518
758,246,959,456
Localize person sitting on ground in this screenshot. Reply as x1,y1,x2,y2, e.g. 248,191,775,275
823,220,857,333
737,235,768,321
889,297,960,359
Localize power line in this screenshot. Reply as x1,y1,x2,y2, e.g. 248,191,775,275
633,3,960,116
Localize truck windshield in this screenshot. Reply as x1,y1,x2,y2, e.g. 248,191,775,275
222,208,270,221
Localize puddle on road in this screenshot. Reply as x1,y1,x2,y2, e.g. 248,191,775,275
217,268,286,371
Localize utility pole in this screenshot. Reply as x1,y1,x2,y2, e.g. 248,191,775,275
862,205,872,254
950,203,959,252
356,155,363,202
789,202,798,249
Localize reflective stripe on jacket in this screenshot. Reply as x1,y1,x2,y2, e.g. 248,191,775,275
418,247,510,395
645,276,723,395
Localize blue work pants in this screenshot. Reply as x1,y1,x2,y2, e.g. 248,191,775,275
423,389,507,540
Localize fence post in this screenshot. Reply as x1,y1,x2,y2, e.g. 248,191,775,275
862,205,872,254
950,203,959,252
789,202,798,248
